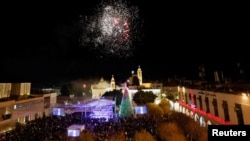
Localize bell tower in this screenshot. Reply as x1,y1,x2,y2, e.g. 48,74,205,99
137,65,142,86
110,75,116,90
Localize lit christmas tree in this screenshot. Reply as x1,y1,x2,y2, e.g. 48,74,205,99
119,82,133,118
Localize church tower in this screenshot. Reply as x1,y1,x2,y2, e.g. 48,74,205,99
110,75,116,90
137,66,142,86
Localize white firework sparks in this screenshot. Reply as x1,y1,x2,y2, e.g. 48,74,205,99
99,5,130,41
80,0,142,58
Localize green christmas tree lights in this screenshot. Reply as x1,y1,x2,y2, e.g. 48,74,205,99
119,83,133,118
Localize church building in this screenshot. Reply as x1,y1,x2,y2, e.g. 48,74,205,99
91,75,117,99
90,66,162,101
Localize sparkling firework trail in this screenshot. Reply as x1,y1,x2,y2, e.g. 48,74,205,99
80,0,142,58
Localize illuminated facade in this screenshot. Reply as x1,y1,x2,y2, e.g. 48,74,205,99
128,66,143,86
0,93,57,133
91,77,117,99
10,83,31,96
137,66,142,86
0,82,57,133
110,75,116,90
177,85,250,126
0,83,11,99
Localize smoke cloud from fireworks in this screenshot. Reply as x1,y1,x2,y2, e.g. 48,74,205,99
80,0,143,58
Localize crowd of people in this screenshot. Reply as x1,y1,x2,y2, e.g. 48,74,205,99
85,116,156,140
1,111,156,141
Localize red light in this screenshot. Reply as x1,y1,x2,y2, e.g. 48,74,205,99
178,101,231,125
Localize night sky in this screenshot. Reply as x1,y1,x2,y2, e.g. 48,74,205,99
1,1,249,85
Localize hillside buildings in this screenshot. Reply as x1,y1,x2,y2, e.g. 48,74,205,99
0,82,57,133
1,65,250,135
91,66,162,102
176,82,250,126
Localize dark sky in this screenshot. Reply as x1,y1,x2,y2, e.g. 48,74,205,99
1,1,249,85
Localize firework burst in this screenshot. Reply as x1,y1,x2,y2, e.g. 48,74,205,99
80,0,142,58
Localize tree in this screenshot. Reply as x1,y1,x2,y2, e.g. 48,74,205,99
102,89,123,106
185,119,208,141
134,129,157,141
156,122,186,141
167,111,208,141
106,131,126,141
78,131,94,141
119,85,133,118
146,103,163,124
146,103,163,117
158,98,171,114
133,90,157,105
196,129,208,141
